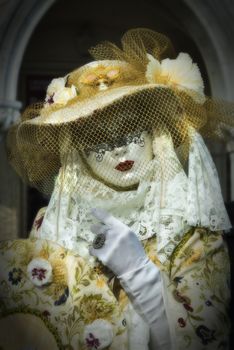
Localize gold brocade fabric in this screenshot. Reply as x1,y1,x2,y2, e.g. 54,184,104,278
0,238,128,350
0,208,230,350
6,28,234,195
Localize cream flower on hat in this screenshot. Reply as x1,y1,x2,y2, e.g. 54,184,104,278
146,53,205,103
45,76,77,106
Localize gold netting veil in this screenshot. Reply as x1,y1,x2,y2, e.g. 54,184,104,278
7,28,234,195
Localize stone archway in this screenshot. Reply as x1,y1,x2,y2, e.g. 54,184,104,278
0,0,56,238
0,0,233,238
0,0,56,128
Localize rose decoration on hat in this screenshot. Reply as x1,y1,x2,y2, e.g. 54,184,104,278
45,76,77,107
27,257,53,287
83,319,113,349
146,52,205,103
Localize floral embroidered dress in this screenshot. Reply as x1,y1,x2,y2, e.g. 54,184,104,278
0,212,230,349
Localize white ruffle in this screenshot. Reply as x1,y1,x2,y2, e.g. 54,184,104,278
37,131,231,265
186,129,231,230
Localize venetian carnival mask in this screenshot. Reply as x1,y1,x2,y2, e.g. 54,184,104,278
82,131,153,188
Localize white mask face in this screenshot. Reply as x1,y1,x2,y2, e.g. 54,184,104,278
82,131,153,188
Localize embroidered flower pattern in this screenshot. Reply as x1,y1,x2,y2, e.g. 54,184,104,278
196,325,216,345
83,319,113,350
205,300,213,307
32,267,46,280
79,294,115,323
85,333,100,349
27,258,53,287
54,286,69,306
173,290,191,304
45,77,77,106
8,268,22,285
1,239,128,349
42,310,51,318
146,53,205,103
34,215,44,230
173,276,183,286
169,228,231,347
178,317,186,328
183,303,194,312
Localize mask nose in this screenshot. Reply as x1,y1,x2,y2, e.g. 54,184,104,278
113,146,127,158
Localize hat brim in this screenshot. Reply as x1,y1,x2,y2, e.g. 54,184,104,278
18,84,186,153
29,84,166,125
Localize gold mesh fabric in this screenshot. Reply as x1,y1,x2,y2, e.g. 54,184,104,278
7,28,234,195
89,28,175,71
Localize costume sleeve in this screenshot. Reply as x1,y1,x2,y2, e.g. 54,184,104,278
119,259,174,350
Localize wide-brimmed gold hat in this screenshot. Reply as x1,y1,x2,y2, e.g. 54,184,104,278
7,28,234,194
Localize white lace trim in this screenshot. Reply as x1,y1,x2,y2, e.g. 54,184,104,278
186,129,231,230
38,130,231,264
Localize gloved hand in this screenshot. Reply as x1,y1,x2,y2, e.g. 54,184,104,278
89,207,149,277
90,208,173,350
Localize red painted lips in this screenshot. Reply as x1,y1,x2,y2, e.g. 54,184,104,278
115,160,134,172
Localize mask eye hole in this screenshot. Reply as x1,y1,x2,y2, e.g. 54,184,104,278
84,131,147,161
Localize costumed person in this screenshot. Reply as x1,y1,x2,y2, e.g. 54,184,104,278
0,29,232,350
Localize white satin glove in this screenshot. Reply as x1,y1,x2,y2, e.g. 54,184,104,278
89,208,149,276
90,208,173,350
